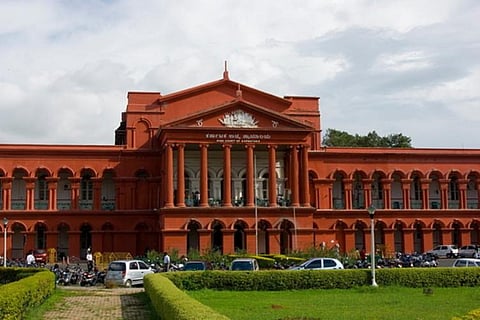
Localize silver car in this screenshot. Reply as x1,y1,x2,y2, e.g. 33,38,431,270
452,258,480,267
458,245,479,258
289,257,344,270
426,245,459,258
105,260,154,287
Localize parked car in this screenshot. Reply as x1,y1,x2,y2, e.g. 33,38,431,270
452,258,480,267
289,257,344,270
105,260,154,287
183,260,213,271
458,245,479,258
425,245,459,258
33,249,48,264
230,258,259,271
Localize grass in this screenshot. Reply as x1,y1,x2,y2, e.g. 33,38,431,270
24,288,77,320
188,286,480,320
23,287,158,320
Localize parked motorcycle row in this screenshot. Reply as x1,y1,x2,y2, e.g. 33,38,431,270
51,264,106,286
343,252,438,269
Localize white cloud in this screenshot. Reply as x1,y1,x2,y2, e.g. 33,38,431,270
0,0,478,148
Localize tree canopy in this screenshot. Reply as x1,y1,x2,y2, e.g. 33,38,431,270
322,129,412,148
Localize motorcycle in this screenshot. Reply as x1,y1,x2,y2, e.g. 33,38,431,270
80,270,98,286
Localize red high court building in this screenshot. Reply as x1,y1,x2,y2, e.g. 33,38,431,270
1,68,479,260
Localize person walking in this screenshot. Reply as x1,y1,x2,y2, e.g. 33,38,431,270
86,247,94,272
163,252,171,272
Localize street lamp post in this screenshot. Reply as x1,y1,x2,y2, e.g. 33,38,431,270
367,206,378,287
3,217,8,268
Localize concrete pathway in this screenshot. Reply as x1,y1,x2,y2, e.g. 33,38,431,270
42,286,154,320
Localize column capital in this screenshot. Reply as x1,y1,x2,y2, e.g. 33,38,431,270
222,144,232,149
174,143,185,148
267,144,277,150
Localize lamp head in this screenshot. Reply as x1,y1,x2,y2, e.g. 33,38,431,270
367,206,376,219
3,217,8,227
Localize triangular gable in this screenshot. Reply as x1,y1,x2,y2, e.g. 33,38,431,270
154,78,291,109
160,99,314,132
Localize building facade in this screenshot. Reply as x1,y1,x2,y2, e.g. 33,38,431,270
1,69,479,260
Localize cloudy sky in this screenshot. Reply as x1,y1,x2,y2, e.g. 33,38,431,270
0,0,479,148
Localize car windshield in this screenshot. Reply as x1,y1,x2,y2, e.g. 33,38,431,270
231,261,254,270
108,262,126,271
184,262,205,271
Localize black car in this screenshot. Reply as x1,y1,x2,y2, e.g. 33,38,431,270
183,260,212,271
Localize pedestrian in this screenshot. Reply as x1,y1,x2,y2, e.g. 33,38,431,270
26,250,35,266
360,247,366,261
163,252,171,272
86,247,94,272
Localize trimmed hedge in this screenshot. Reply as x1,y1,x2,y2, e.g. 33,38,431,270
162,267,480,291
145,268,480,319
0,270,55,320
144,273,229,320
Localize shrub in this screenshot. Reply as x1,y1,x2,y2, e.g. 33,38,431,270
144,273,229,320
0,270,55,320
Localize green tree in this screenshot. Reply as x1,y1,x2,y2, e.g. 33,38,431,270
322,129,412,148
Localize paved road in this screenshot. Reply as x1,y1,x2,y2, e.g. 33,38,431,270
42,286,154,320
437,258,455,267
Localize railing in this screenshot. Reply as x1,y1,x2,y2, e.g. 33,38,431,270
430,201,441,209
371,199,384,209
101,200,115,210
467,199,478,209
57,199,71,210
391,198,403,209
333,198,345,209
410,200,422,209
79,200,93,210
11,200,26,210
34,200,48,210
448,200,460,209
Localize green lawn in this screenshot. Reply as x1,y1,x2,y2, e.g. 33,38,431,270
188,286,480,320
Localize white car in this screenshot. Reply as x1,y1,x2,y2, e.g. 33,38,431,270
452,258,480,267
426,245,458,258
458,245,479,258
230,258,260,271
105,260,155,287
289,257,344,270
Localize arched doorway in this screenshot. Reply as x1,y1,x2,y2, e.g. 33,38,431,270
394,221,404,253
187,220,201,253
258,220,270,254
354,221,366,251
135,223,149,256
279,219,294,254
211,220,223,254
432,221,443,247
413,222,424,253
471,221,480,245
451,221,461,246
233,220,248,252
34,222,47,250
80,223,92,259
101,223,114,252
11,222,26,259
57,223,69,260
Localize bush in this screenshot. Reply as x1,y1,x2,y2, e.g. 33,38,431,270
144,273,229,320
163,267,480,291
0,270,55,320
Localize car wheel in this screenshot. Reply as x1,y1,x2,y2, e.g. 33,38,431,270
125,280,132,288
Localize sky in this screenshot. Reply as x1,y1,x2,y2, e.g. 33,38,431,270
0,0,479,148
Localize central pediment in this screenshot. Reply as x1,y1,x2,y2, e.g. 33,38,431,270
160,100,313,131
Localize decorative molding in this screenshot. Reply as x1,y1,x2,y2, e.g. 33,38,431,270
218,109,258,128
